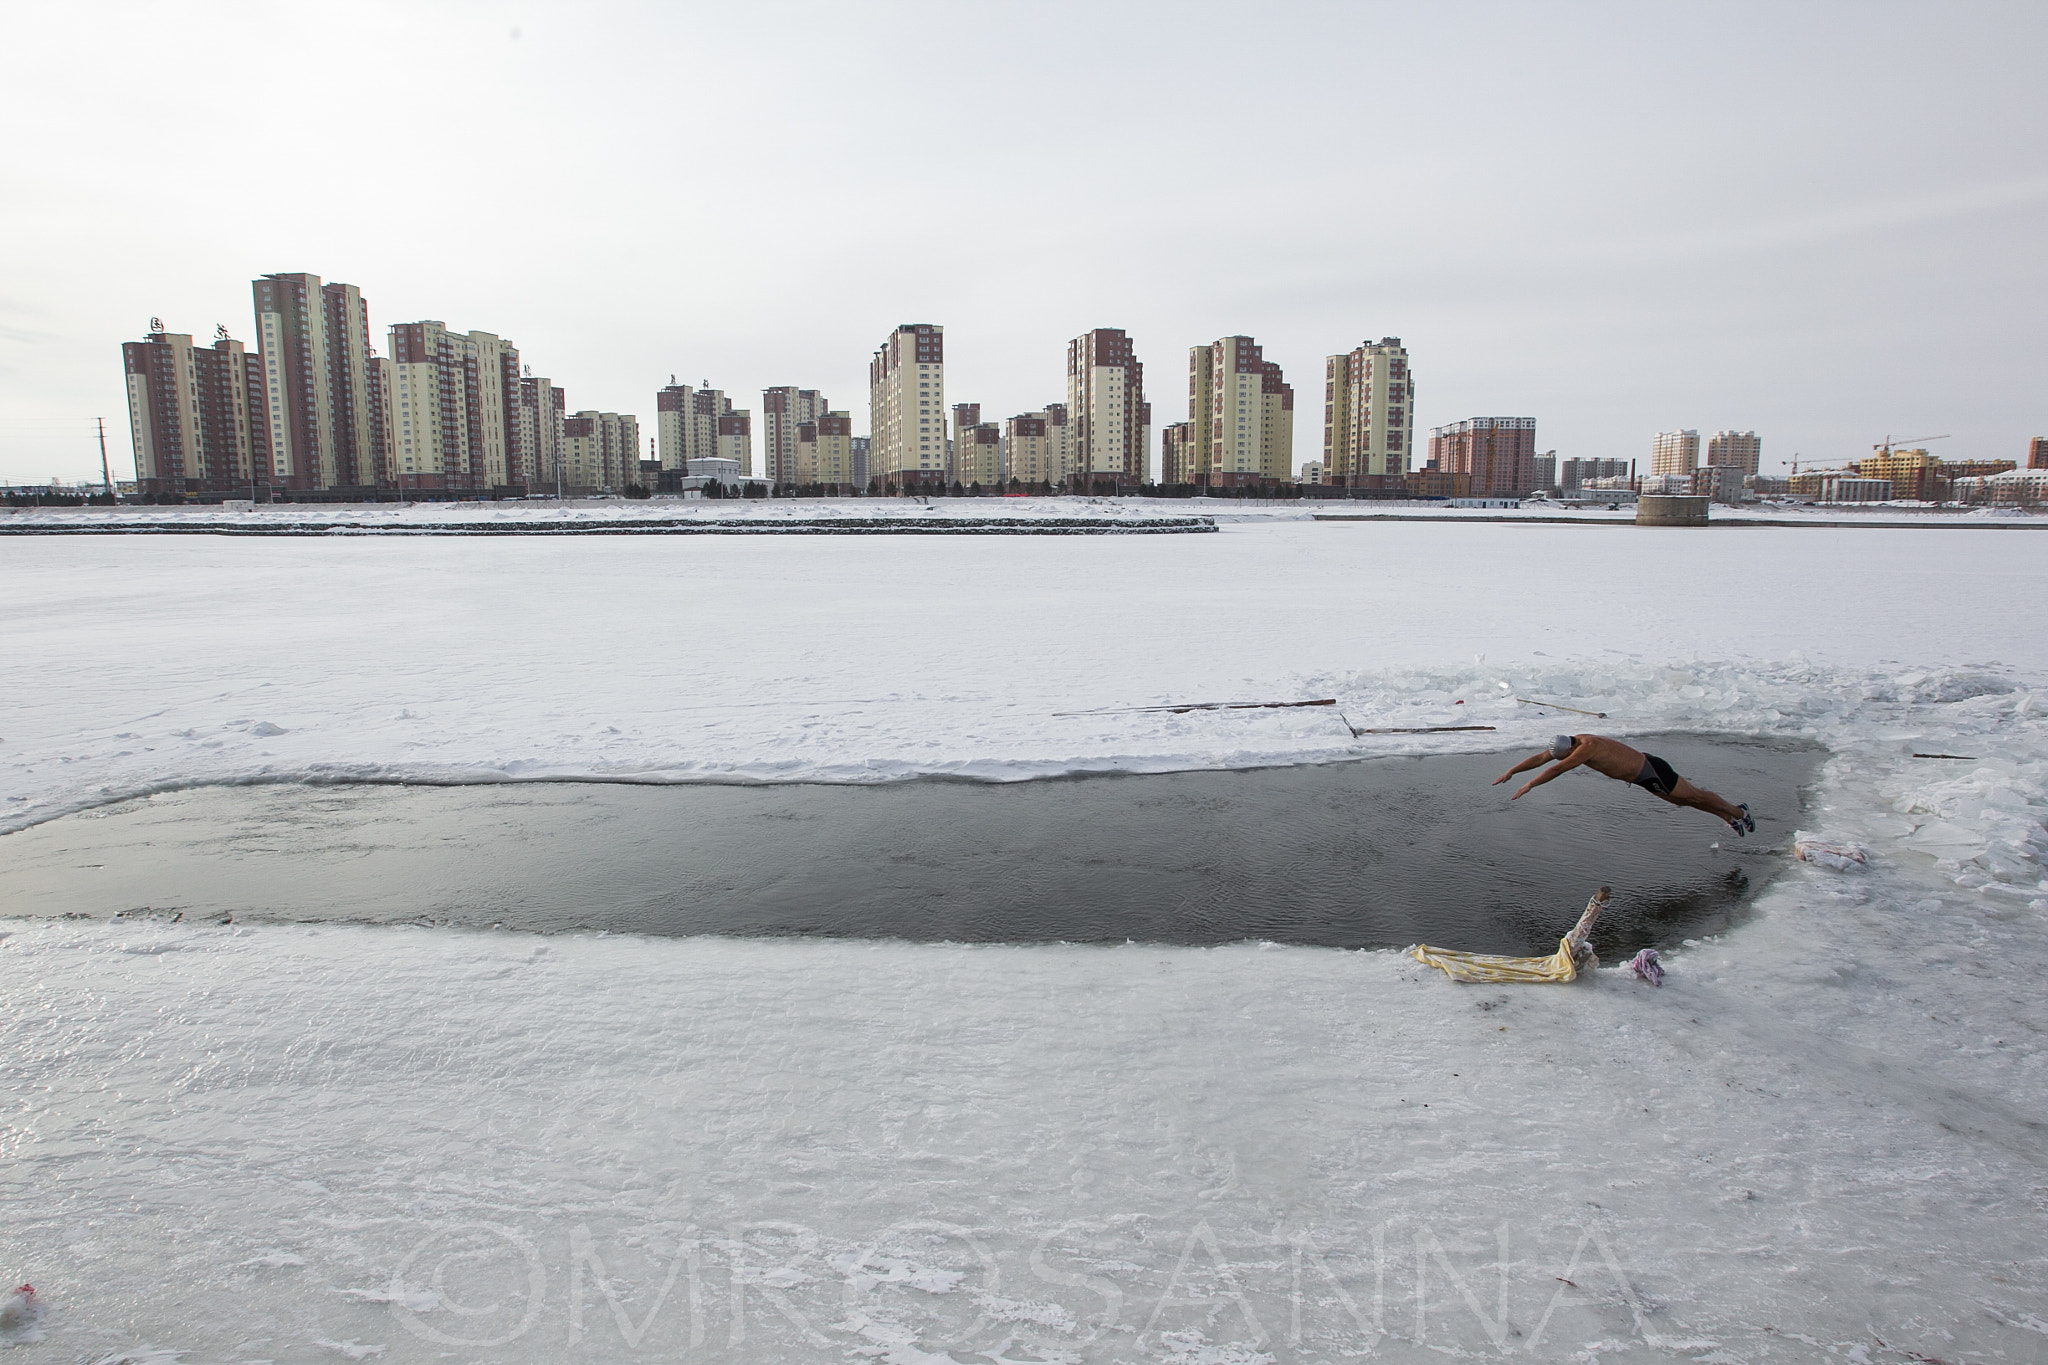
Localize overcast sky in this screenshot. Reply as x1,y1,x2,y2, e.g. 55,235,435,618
3,0,2044,485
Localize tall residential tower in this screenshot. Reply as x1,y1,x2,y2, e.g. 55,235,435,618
121,322,270,497
1706,430,1761,476
1323,338,1413,484
562,411,641,493
518,376,566,492
251,272,386,490
656,380,730,474
1651,430,1701,478
951,403,1001,486
868,324,946,488
1188,336,1293,485
795,411,856,488
763,387,828,486
1066,328,1149,487
387,321,521,492
1428,417,1537,495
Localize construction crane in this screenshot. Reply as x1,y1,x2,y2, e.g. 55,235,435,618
1872,433,1950,458
1787,435,1949,476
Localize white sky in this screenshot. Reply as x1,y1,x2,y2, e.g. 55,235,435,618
2,0,2044,485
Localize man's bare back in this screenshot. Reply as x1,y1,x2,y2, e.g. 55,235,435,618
1493,733,1754,834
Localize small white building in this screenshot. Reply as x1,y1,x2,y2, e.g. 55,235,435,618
1822,475,1892,503
685,457,743,487
1297,460,1326,486
1952,468,2048,506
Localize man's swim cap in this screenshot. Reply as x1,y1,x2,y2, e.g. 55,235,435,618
1549,734,1574,758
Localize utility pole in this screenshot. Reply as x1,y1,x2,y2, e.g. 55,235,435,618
96,417,113,499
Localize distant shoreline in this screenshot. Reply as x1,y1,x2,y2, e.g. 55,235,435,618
0,515,1218,537
1314,511,2048,529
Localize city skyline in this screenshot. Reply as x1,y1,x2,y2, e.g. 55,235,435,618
105,287,2046,496
5,2,2047,485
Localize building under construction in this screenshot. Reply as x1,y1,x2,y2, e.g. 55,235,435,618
1855,449,2014,501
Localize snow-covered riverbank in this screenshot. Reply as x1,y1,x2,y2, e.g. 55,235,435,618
4,516,2046,1362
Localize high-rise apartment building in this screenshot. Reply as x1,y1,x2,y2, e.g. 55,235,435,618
869,324,946,487
1323,338,1414,483
121,322,271,496
1067,329,1149,487
1532,451,1557,493
518,376,566,492
851,436,870,487
718,410,753,474
387,321,522,492
1651,430,1701,478
561,410,640,493
950,403,1001,486
1560,457,1631,491
1002,413,1050,486
1189,336,1294,485
1706,430,1761,476
763,387,827,486
1041,404,1071,482
655,380,730,473
795,420,821,486
794,410,856,488
1428,418,1537,495
1159,421,1196,485
251,272,386,490
2028,437,2046,470
614,413,642,490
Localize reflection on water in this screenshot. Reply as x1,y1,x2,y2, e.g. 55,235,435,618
0,736,1818,957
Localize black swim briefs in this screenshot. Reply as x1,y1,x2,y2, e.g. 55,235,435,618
1633,753,1681,797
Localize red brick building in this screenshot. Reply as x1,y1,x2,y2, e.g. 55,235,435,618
1426,417,1537,495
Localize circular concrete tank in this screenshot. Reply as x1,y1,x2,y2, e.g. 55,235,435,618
1637,495,1710,526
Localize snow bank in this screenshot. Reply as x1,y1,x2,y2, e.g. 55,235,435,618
4,517,2047,1361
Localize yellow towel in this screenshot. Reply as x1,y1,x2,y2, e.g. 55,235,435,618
1410,937,1582,984
1410,887,1610,984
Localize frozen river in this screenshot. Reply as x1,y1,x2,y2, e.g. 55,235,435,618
3,516,2045,1363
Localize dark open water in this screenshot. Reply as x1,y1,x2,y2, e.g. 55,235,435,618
0,735,1819,957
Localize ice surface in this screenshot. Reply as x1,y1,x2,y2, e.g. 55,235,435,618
2,515,2044,833
3,512,2047,1362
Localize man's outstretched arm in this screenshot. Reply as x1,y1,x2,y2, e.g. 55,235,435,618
1493,751,1555,786
1512,750,1590,799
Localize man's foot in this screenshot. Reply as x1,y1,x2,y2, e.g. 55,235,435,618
1727,802,1754,836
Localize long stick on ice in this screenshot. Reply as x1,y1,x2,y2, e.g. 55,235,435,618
1342,721,1497,736
1515,697,1607,718
1051,698,1339,717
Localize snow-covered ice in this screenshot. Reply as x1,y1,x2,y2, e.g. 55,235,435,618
3,509,2047,1362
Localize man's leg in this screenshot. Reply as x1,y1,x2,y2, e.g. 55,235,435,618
1661,776,1744,824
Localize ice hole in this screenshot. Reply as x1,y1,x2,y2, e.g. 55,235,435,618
1,735,1820,958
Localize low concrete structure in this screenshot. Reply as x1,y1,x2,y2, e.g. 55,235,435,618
1637,494,1709,526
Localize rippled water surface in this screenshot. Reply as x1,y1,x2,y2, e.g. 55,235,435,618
0,735,1819,956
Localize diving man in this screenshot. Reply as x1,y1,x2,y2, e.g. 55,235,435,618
1495,734,1754,835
